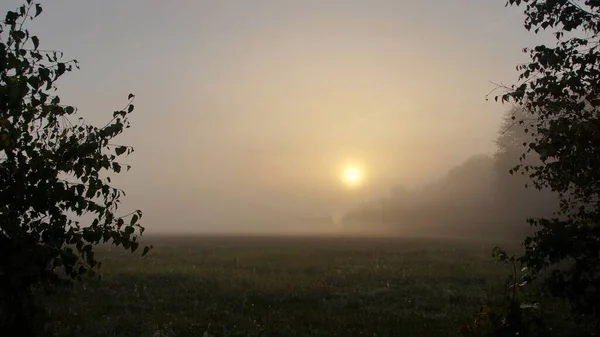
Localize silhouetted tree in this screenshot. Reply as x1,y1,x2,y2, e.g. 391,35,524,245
0,2,150,334
465,0,600,335
341,155,516,238
494,106,537,175
492,107,557,236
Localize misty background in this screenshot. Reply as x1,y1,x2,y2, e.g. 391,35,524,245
342,106,557,238
1,0,559,235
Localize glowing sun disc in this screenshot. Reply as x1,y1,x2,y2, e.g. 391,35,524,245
342,166,362,186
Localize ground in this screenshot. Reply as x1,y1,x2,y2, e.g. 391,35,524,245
43,235,516,337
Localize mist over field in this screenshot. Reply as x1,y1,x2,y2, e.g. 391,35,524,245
0,0,561,238
340,107,559,238
7,0,598,335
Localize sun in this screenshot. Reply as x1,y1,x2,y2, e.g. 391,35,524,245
342,166,363,187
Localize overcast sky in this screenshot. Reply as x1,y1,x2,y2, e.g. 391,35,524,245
2,1,544,233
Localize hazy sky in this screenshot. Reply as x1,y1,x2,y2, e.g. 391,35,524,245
2,1,543,233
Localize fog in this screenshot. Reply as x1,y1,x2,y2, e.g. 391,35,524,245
1,0,559,235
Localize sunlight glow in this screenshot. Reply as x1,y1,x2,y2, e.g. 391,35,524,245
342,166,363,187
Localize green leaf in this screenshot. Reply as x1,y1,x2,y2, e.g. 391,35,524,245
5,11,18,24
35,4,43,17
115,146,127,156
56,62,66,78
27,76,40,89
130,214,139,226
0,118,9,128
31,35,39,49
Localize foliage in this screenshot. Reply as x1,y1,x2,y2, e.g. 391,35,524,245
492,107,558,235
474,0,600,335
460,248,551,337
0,1,150,333
493,107,538,175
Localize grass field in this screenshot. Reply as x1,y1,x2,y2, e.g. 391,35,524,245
42,235,517,337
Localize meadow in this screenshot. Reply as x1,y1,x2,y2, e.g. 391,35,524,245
43,235,517,337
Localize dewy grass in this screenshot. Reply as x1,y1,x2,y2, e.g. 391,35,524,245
41,235,514,337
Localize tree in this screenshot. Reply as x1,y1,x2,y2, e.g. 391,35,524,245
492,107,558,236
494,106,536,174
0,2,150,334
482,0,600,335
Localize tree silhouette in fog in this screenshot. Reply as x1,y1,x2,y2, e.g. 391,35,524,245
340,109,558,239
463,1,600,336
492,107,557,236
0,3,149,334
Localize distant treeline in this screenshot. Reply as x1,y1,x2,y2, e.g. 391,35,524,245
340,107,558,239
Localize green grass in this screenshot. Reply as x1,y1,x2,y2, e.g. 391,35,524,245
43,235,516,337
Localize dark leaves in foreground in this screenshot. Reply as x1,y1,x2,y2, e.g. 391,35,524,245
0,2,150,333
